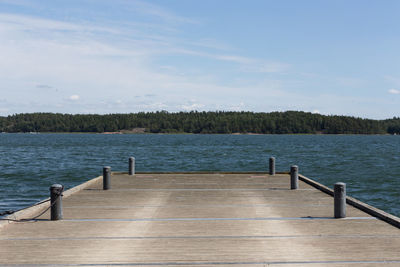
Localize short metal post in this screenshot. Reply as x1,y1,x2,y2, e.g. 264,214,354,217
290,165,298,189
50,184,63,220
103,166,111,190
269,157,275,175
334,182,346,218
129,157,135,175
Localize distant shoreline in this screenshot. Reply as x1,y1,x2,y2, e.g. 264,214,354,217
1,132,396,136
1,111,399,135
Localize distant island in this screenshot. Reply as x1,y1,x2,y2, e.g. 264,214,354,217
0,111,399,134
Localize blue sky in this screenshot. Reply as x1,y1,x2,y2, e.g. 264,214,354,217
0,0,399,119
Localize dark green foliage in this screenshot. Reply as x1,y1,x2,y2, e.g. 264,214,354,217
385,117,400,134
0,111,398,134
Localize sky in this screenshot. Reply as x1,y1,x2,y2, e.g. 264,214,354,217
0,0,399,119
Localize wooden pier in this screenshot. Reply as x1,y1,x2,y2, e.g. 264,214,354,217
1,172,399,266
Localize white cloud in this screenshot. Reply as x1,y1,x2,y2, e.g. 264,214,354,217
0,2,397,119
181,103,205,111
227,102,246,111
36,84,53,89
132,0,199,25
0,10,292,110
69,95,80,101
0,13,118,35
312,110,320,114
215,55,253,64
388,89,400,95
213,55,290,73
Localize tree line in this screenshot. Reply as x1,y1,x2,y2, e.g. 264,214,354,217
0,111,399,134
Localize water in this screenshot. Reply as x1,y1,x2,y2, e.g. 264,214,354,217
0,134,399,217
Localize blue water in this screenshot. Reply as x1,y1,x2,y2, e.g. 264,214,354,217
0,134,399,217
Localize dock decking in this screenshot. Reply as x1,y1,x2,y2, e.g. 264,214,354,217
1,172,399,266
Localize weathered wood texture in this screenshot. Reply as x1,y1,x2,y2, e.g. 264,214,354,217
1,173,399,266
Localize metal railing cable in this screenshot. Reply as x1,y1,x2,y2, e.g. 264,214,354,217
0,186,63,222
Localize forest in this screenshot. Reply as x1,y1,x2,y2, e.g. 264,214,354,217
0,111,399,134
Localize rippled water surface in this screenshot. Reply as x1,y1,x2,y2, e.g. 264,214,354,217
0,134,399,217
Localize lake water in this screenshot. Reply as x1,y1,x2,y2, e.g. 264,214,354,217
0,134,399,217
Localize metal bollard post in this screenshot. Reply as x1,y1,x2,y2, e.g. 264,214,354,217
103,166,111,190
129,157,135,175
50,184,63,220
334,182,346,218
269,157,275,175
290,165,298,189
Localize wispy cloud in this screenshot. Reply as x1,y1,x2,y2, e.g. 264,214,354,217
36,84,53,89
384,75,400,86
388,89,400,95
205,54,290,74
130,0,199,24
4,0,394,118
187,38,233,51
69,95,80,101
212,54,290,73
0,9,291,104
215,55,253,64
336,77,366,88
250,62,291,73
0,13,119,34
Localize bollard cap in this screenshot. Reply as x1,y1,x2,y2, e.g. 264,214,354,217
129,157,135,161
50,184,63,189
50,184,63,192
334,182,346,193
103,166,111,170
291,165,298,169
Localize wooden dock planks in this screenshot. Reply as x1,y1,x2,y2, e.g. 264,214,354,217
0,173,399,266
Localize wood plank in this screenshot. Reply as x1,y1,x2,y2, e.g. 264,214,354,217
0,173,399,265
